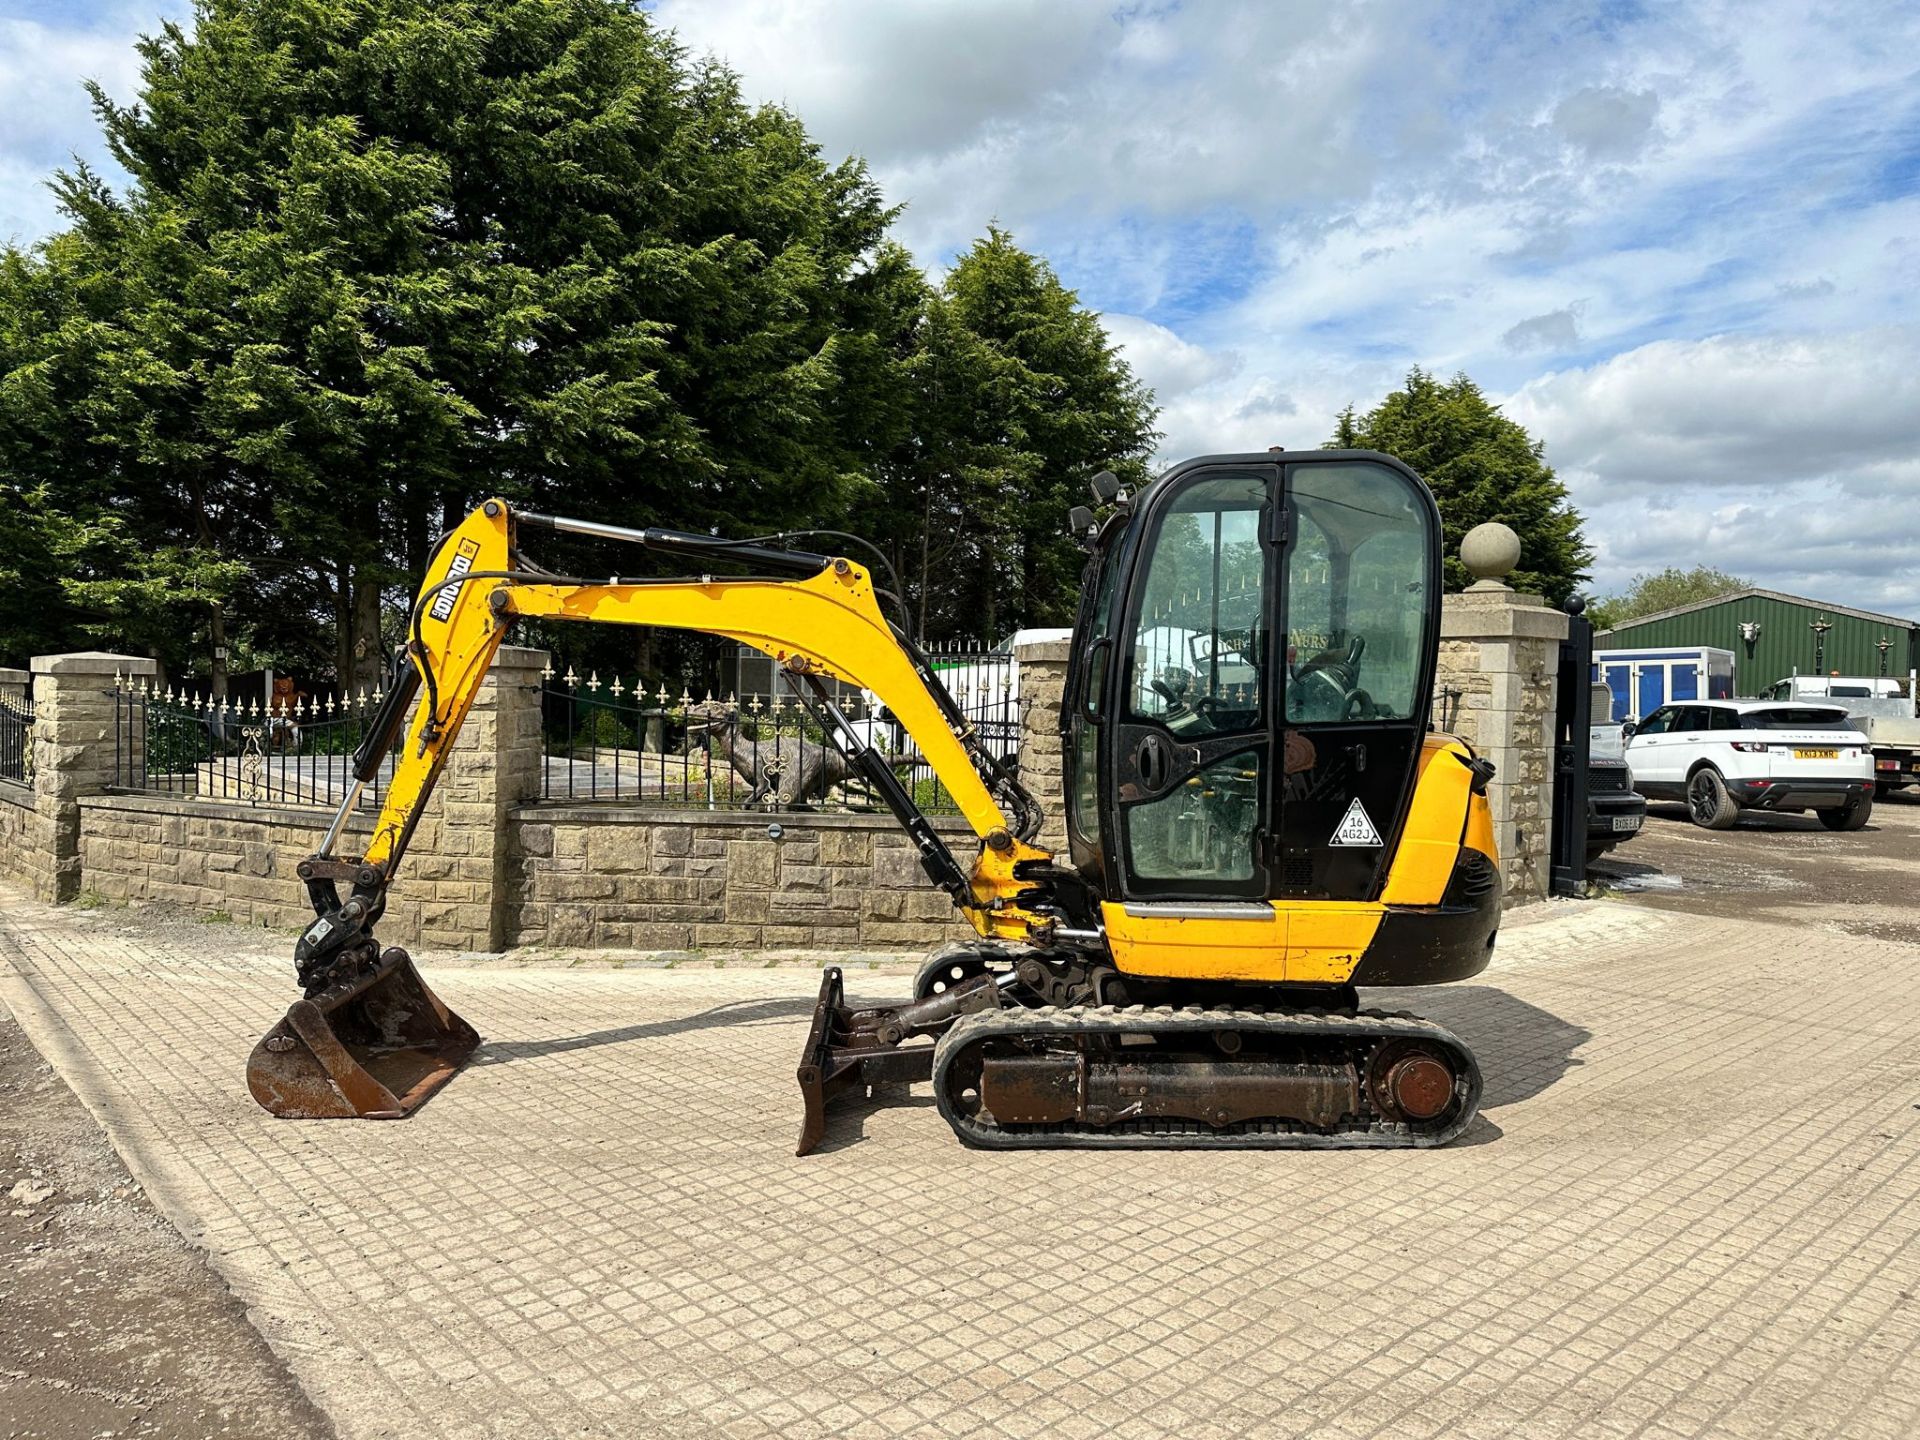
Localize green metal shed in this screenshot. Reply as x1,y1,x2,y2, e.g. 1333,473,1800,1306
1594,588,1920,695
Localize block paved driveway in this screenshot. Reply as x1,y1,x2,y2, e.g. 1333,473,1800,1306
1,887,1917,1440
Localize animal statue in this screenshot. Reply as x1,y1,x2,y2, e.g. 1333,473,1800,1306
684,698,891,809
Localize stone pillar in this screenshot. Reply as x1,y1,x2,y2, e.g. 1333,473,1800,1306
27,651,157,902
1435,527,1569,905
406,645,547,952
1015,638,1072,856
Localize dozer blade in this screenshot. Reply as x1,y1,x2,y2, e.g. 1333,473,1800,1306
796,965,1008,1155
248,947,479,1119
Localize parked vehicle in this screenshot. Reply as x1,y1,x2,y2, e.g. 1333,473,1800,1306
1758,675,1920,796
1765,675,1905,699
1586,686,1645,863
1594,645,1736,724
1624,700,1874,830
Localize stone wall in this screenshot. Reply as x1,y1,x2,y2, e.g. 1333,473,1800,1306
508,809,975,952
15,653,159,902
1014,638,1071,855
68,647,544,951
74,793,408,936
70,794,978,955
0,780,35,894
1435,589,1569,903
12,636,981,954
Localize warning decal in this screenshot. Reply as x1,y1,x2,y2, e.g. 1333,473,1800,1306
1330,797,1383,848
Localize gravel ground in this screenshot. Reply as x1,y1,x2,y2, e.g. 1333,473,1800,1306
1590,785,1920,943
0,994,334,1440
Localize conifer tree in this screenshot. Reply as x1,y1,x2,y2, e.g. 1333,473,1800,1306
1,0,908,683
860,227,1159,641
1328,369,1590,604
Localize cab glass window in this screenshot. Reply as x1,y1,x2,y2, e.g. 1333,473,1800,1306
1284,463,1431,724
1067,544,1123,844
1126,474,1268,733
1126,749,1263,883
1635,708,1674,735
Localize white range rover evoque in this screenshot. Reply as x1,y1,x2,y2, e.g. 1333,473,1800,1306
1623,700,1876,831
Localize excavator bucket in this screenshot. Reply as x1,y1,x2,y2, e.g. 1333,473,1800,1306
247,947,479,1119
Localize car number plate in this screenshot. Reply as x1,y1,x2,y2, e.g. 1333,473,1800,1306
1612,815,1641,832
1794,748,1838,760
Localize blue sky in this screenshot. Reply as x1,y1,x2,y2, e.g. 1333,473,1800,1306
5,0,1920,615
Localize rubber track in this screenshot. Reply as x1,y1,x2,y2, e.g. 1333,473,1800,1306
931,1004,1483,1151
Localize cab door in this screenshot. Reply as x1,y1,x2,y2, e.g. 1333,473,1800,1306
1272,456,1441,901
1105,463,1278,900
1624,705,1677,788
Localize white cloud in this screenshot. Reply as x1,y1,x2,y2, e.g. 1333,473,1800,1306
651,2,1459,263
1506,330,1920,493
1551,85,1661,160
1502,307,1584,355
1505,329,1920,612
7,0,1920,613
1101,314,1240,400
0,6,177,247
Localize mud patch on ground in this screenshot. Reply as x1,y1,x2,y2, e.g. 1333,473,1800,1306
1591,791,1920,944
0,1012,333,1440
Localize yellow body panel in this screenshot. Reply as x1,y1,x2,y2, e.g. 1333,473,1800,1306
1101,734,1493,984
1380,734,1479,905
1099,903,1293,983
360,501,1053,938
1287,904,1390,982
1099,901,1384,983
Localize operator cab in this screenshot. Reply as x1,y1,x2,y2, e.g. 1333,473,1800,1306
1061,451,1442,905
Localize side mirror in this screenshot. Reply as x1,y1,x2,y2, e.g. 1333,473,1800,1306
1089,470,1121,503
1620,721,1637,739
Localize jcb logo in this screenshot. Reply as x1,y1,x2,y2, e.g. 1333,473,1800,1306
428,539,482,623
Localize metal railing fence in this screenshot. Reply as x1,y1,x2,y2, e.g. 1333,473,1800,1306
0,691,30,785
111,675,401,809
100,643,1022,816
539,648,1019,812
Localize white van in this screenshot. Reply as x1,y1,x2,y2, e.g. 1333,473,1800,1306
1762,675,1905,701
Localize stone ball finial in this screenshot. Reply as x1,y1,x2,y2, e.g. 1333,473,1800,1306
1461,522,1521,591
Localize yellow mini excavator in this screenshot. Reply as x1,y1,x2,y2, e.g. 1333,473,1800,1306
248,450,1502,1153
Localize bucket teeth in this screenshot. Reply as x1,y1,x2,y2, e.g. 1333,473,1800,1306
248,947,479,1119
